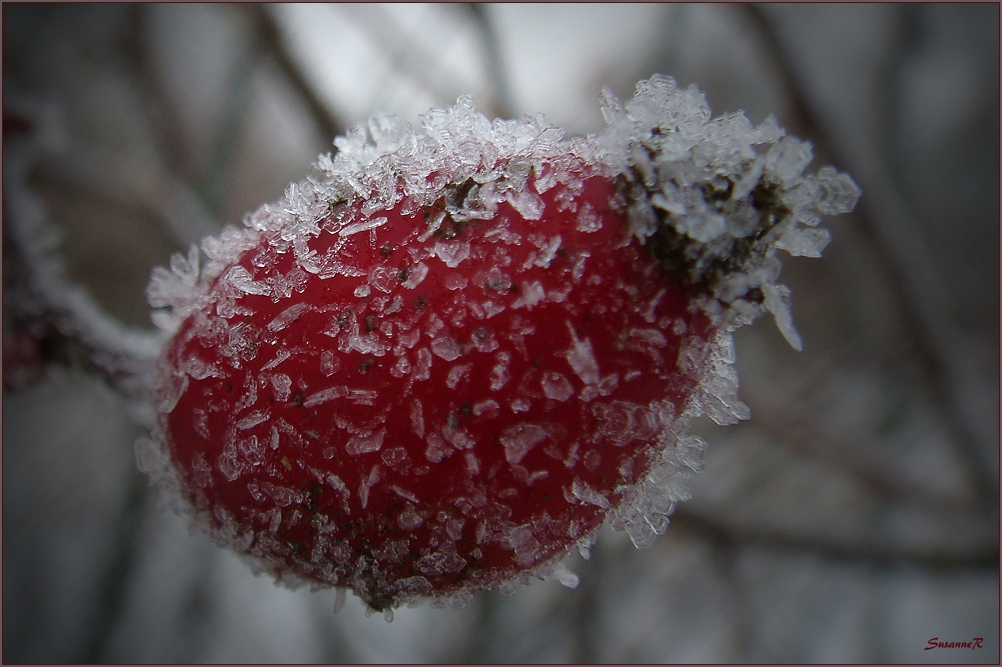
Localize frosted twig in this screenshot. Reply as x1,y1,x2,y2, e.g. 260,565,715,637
4,143,163,406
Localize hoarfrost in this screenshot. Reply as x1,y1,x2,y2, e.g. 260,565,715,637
473,399,499,418
499,423,549,465
446,363,472,389
445,273,468,290
181,355,222,380
416,551,466,576
548,562,580,589
425,433,448,464
339,216,387,237
532,235,561,268
540,371,574,402
402,262,429,289
506,189,545,220
430,336,463,362
236,409,269,430
261,349,291,371
433,241,472,268
562,322,600,386
511,281,546,310
762,283,802,351
320,351,340,376
510,398,531,413
223,265,271,297
576,202,602,232
267,303,312,332
367,265,399,293
571,479,611,509
303,386,347,408
489,353,511,390
410,399,425,438
397,504,424,530
348,428,386,454
414,348,432,381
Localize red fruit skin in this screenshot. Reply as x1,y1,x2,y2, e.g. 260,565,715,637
159,162,713,609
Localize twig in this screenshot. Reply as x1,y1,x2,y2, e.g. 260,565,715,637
243,5,343,144
671,506,998,571
462,4,517,119
4,145,162,404
80,469,150,663
745,393,984,516
336,4,466,114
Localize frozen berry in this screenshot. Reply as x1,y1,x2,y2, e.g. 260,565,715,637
141,75,859,611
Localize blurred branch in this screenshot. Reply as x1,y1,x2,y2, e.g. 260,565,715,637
81,469,150,663
312,599,359,664
566,540,603,664
746,394,983,516
737,4,998,508
243,5,343,144
120,5,221,243
337,5,470,114
446,591,502,663
121,6,190,181
672,506,998,570
462,4,516,119
707,539,754,660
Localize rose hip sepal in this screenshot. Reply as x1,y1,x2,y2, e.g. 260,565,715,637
140,75,859,612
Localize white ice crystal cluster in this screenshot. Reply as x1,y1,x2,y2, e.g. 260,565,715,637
595,75,860,349
143,75,859,605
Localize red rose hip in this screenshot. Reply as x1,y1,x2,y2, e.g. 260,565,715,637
141,76,859,611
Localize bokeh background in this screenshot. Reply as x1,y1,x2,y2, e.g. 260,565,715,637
3,4,998,663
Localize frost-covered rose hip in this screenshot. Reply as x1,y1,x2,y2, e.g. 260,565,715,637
140,76,859,612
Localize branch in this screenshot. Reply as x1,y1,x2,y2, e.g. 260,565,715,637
243,5,343,144
671,506,998,571
461,4,517,119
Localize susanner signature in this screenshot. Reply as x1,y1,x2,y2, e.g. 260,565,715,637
925,637,984,650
